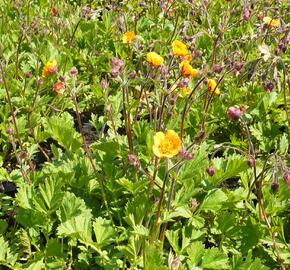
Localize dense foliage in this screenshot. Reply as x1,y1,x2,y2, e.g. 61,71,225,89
0,0,289,269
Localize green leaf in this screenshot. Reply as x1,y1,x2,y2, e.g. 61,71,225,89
199,189,227,212
187,241,205,267
201,248,229,269
33,178,64,214
57,192,92,241
42,112,82,155
279,133,288,155
93,217,116,247
144,242,169,270
239,217,263,254
165,230,180,254
0,236,17,266
178,142,209,184
211,154,248,185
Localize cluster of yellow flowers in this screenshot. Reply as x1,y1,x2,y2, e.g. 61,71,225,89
122,33,223,158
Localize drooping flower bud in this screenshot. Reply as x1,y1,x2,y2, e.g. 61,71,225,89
178,148,193,160
128,154,141,168
70,66,78,77
263,81,274,92
247,159,255,168
6,127,13,135
59,75,65,82
271,182,279,192
25,71,32,79
51,7,59,16
128,71,136,79
207,166,215,177
243,6,251,21
283,170,290,185
214,64,223,74
110,57,124,78
227,106,243,121
170,256,181,269
100,78,109,90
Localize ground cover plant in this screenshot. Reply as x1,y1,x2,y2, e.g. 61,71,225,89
0,0,289,269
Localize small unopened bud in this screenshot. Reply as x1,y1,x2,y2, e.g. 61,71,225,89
59,75,65,82
234,62,243,71
178,78,189,88
170,256,181,269
110,57,124,78
191,198,198,212
51,7,59,16
6,127,13,135
263,81,274,92
128,71,136,79
227,106,243,121
179,148,193,160
100,78,109,90
128,154,141,169
275,47,280,56
247,159,255,168
25,71,32,79
207,166,215,177
37,79,44,85
160,66,169,80
70,66,78,77
271,182,279,192
243,6,251,21
283,170,290,185
257,12,264,21
214,64,223,74
281,45,287,53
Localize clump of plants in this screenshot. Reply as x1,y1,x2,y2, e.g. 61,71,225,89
0,1,289,269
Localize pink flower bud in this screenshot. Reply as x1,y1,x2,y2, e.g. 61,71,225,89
283,170,290,185
25,71,32,79
207,166,215,177
271,182,279,192
100,78,109,90
247,159,255,168
6,127,13,135
128,71,136,79
59,75,65,82
128,154,141,168
70,66,78,76
227,106,243,121
243,6,251,21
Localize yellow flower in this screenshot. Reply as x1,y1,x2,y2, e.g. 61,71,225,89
146,52,164,67
179,60,198,78
263,16,280,28
42,59,58,78
153,130,182,158
179,87,192,97
172,40,189,57
122,31,136,44
207,79,220,95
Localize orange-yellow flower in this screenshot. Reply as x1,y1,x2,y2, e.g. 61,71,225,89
179,60,198,78
263,16,280,28
207,79,220,95
146,52,164,67
53,82,65,94
42,59,58,78
122,31,136,44
153,130,182,158
172,40,189,57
